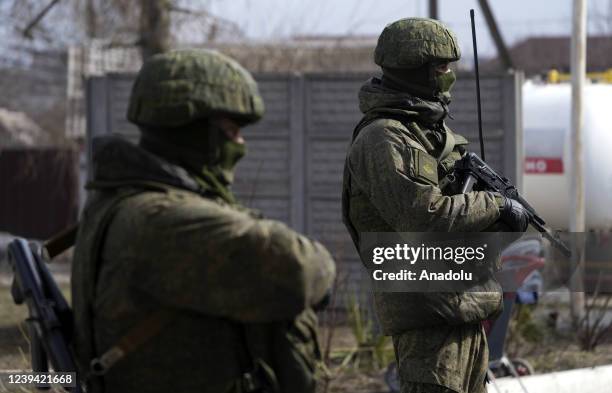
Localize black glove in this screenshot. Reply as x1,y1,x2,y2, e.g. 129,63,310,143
499,196,530,232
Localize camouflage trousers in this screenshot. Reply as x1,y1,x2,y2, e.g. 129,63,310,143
393,323,488,393
401,383,456,393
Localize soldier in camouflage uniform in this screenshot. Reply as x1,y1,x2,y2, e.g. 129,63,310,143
72,49,336,393
342,18,529,393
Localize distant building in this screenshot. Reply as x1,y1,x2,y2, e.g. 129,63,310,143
65,36,383,139
21,34,478,139
211,39,378,73
212,34,478,73
482,36,612,76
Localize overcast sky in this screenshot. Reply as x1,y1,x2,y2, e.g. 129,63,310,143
208,0,612,58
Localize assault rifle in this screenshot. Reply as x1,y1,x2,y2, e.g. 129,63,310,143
464,10,570,258
7,237,82,392
455,152,571,257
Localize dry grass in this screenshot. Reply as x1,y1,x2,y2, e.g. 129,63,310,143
0,284,70,392
528,343,612,373
505,302,612,373
1,283,611,392
0,284,36,392
0,284,29,370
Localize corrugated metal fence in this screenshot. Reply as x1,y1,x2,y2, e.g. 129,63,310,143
86,71,524,310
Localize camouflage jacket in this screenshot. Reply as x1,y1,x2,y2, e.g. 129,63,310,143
342,78,503,334
72,136,336,393
342,77,502,392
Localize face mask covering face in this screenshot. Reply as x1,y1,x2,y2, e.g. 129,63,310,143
215,137,247,185
434,68,456,104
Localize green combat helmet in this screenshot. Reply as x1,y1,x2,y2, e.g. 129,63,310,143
374,17,461,69
374,18,461,103
127,49,265,128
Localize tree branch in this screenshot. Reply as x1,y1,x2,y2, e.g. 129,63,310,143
22,0,62,39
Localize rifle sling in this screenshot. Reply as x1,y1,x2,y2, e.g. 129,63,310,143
85,186,271,392
83,186,177,378
438,128,455,162
89,309,174,376
43,225,79,260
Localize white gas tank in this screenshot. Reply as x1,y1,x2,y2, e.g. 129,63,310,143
523,82,612,230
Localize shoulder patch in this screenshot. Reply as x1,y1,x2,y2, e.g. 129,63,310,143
412,149,439,185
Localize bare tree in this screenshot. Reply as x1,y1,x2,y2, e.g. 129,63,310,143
138,0,171,59
1,0,244,59
588,0,612,35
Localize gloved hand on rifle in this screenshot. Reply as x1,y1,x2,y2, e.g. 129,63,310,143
496,195,530,232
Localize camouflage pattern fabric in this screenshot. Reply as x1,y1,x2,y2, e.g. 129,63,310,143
394,325,488,393
344,78,501,235
341,77,502,393
127,49,265,128
374,18,461,69
400,382,469,393
357,77,449,126
72,136,336,393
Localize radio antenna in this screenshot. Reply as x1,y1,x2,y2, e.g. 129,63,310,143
470,9,486,160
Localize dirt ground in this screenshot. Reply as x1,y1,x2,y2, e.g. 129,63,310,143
1,284,611,393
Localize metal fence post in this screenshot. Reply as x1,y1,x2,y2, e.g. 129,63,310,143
289,74,306,232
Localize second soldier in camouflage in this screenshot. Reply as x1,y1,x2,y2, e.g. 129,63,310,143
342,18,528,393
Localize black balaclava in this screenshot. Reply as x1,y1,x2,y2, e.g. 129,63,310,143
139,119,246,204
381,62,456,105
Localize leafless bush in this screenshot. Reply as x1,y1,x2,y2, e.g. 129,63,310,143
576,276,612,351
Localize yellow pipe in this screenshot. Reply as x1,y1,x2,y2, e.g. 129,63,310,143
547,68,612,83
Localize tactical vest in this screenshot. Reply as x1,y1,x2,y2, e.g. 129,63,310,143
341,114,503,334
342,113,468,247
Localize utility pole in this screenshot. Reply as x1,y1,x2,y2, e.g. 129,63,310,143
429,0,438,19
570,0,586,322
